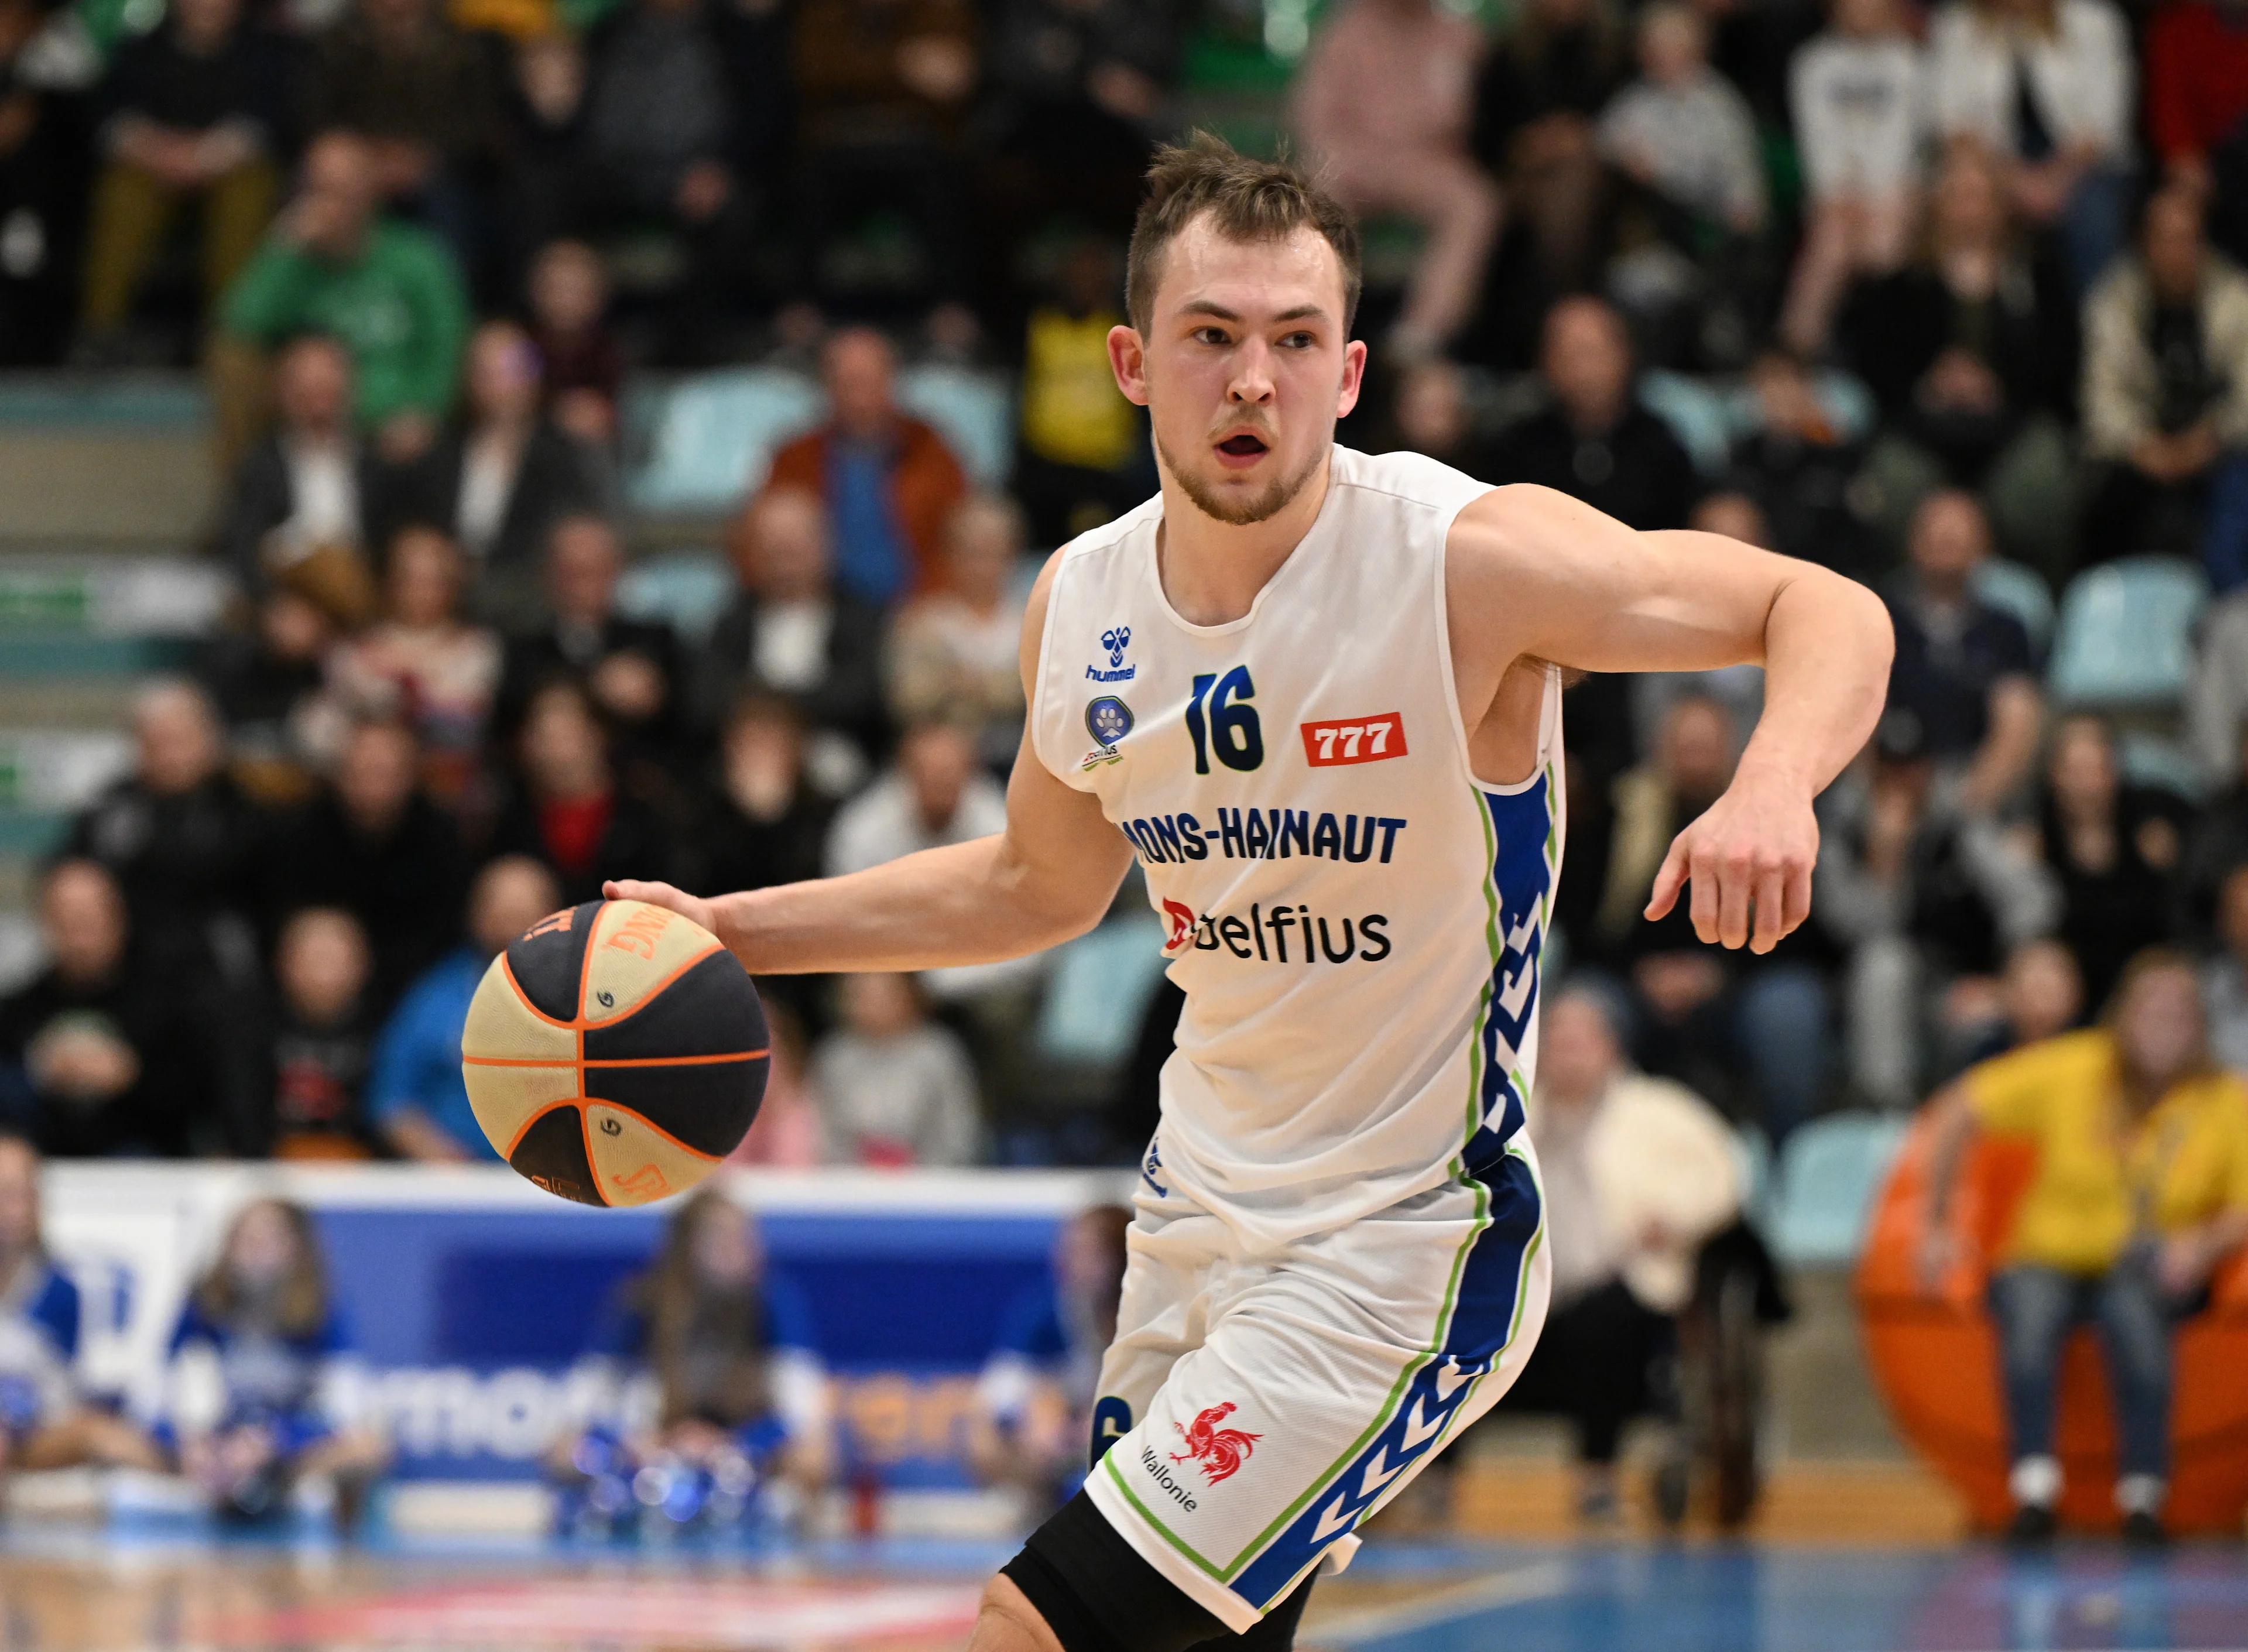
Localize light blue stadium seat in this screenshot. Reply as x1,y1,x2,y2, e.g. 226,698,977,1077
1034,915,1167,1067
1713,368,1879,453
1973,557,2057,659
2117,731,2208,802
1812,369,1877,446
625,363,1016,516
896,364,1014,490
1639,371,1732,477
2047,556,2209,710
625,369,821,515
1731,1124,1776,1233
1770,1112,1910,1267
616,551,735,647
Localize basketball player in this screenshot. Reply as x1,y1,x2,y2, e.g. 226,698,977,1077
608,138,1891,1650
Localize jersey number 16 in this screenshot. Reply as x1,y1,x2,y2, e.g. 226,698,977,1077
1185,666,1264,774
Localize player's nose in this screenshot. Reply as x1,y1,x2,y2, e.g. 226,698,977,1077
1227,351,1276,402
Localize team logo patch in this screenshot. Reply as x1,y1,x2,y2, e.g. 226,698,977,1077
1085,695,1134,748
1171,1402,1261,1484
1301,712,1408,767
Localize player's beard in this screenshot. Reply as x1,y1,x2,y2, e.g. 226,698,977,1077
1154,428,1325,526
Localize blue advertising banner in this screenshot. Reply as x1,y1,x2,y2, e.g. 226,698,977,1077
40,1166,1125,1489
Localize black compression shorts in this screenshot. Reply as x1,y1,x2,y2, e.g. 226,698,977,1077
998,1489,1314,1652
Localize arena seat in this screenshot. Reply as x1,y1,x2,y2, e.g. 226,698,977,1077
615,551,734,647
1770,1111,1908,1267
2116,731,2208,803
1033,914,1167,1067
1972,558,2057,659
1729,1123,1776,1231
1856,1108,2248,1534
2045,557,2208,711
893,365,1014,491
625,369,822,515
626,365,1016,517
1638,371,1732,477
1714,368,1877,453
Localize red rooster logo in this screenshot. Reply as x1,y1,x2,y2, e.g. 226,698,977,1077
1170,1403,1261,1484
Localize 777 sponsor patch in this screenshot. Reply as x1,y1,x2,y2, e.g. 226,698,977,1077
1300,712,1407,767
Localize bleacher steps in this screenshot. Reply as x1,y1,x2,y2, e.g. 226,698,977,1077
0,372,211,554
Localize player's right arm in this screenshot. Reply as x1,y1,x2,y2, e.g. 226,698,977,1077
606,554,1135,975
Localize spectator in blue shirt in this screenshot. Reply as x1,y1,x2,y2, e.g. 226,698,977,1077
763,328,969,605
968,1204,1130,1509
160,1198,388,1526
550,1190,832,1530
0,1133,160,1478
368,855,559,1161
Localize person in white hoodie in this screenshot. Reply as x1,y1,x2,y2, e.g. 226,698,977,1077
1505,985,1745,1523
1927,0,2135,292
1599,5,1767,239
1783,0,1930,352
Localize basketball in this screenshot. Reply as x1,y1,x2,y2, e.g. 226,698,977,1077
460,899,767,1207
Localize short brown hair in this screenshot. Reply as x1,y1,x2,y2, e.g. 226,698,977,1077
1126,133,1362,336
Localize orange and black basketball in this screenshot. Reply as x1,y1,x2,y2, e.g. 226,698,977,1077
460,899,766,1207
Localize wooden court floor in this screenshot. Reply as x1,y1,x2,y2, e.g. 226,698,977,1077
4,1527,2247,1652
0,1459,2238,1652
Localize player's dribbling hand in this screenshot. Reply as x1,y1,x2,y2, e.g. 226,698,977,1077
1643,767,1819,954
602,880,719,938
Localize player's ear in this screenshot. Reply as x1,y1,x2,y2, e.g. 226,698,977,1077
1335,337,1369,419
1108,324,1150,407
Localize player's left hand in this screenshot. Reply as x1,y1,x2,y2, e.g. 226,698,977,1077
1643,767,1818,954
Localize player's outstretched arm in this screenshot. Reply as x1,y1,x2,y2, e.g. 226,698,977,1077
607,556,1135,975
1449,484,1894,954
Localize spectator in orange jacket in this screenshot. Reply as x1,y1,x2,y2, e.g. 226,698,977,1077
763,328,968,606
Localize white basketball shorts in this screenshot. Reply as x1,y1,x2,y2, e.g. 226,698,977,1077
1082,1136,1550,1632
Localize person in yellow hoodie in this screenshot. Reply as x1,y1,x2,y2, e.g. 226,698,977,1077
1919,948,2248,1545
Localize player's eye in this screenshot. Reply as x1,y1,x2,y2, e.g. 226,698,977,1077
1279,331,1317,349
1192,326,1231,347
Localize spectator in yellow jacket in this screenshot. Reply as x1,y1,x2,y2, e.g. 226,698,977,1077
1919,949,2248,1545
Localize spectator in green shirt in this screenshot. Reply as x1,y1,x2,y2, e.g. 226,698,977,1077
213,131,469,470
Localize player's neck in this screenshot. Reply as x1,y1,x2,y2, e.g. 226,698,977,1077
1153,450,1333,628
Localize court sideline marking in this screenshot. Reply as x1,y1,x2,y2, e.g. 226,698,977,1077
1307,1560,1570,1644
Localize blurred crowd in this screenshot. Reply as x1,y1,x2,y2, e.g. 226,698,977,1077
0,324,1062,1165
9,0,2248,1171
13,0,2248,1546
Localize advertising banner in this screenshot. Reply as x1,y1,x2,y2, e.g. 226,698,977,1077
40,1165,1125,1488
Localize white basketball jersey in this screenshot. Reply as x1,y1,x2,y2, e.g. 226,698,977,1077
1030,446,1565,1249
